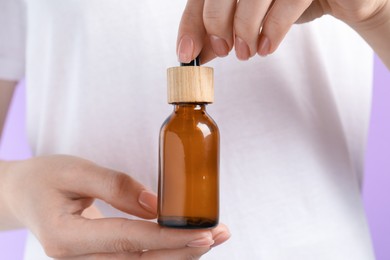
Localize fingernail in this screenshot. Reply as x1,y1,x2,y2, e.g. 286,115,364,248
187,237,215,248
138,190,157,215
235,36,250,61
209,35,229,57
178,35,194,63
212,231,231,247
258,35,270,56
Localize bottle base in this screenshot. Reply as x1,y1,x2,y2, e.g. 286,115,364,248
158,216,218,229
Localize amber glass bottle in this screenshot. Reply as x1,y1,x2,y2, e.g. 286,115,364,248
158,61,219,229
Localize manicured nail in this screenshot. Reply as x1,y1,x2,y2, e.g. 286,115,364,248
211,231,231,247
187,237,215,248
235,36,250,61
178,35,194,63
258,35,270,56
138,190,157,215
209,35,229,57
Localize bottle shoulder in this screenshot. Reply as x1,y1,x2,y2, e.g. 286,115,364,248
160,110,219,135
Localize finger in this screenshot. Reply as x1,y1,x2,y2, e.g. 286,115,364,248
203,0,236,57
234,0,273,60
177,0,206,63
198,35,217,64
42,218,215,257
211,223,231,247
61,247,211,260
296,1,327,24
258,0,312,56
57,157,157,219
141,247,211,260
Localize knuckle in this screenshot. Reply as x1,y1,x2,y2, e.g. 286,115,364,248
185,248,211,260
203,9,224,23
112,237,141,253
60,157,93,175
107,172,130,200
35,215,74,258
186,255,198,260
40,235,71,258
182,8,196,20
203,9,220,20
203,11,228,33
234,14,258,34
101,219,144,253
262,18,286,41
267,14,286,30
181,8,202,25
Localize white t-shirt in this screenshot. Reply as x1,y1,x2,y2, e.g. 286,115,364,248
1,0,375,259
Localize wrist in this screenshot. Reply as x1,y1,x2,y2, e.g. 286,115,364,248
0,160,10,207
0,160,24,230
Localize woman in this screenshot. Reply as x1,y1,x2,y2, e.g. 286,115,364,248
0,0,389,259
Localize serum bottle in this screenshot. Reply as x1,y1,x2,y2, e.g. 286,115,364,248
158,59,219,229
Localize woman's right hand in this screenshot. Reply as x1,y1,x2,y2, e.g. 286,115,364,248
0,155,230,259
178,0,390,67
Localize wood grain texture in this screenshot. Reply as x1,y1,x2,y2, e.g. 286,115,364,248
167,66,214,103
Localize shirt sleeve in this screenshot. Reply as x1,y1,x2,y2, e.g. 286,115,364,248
0,0,26,81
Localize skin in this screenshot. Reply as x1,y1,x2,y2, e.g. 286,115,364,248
0,80,230,259
177,0,390,69
0,80,16,139
2,0,389,257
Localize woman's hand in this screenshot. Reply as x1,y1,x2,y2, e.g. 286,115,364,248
177,0,389,63
1,155,230,259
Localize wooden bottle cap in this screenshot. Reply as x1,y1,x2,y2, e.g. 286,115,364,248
167,66,214,103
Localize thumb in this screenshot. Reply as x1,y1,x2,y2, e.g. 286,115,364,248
41,219,218,258
57,157,157,219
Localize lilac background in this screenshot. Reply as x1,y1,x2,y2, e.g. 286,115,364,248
0,56,389,259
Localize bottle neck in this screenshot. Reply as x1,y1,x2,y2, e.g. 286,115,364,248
173,103,207,113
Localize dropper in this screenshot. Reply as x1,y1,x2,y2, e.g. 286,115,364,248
180,56,200,67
